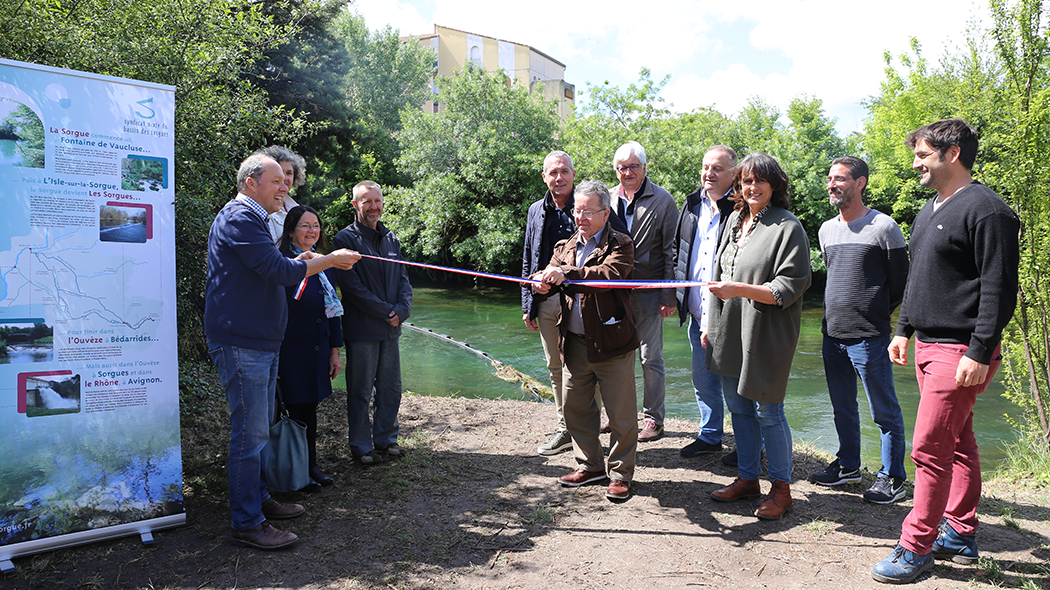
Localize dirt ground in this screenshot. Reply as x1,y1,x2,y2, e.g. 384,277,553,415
4,393,1049,590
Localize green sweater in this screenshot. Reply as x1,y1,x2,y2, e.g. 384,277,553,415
706,207,812,403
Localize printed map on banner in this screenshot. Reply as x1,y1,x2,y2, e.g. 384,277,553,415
0,60,183,556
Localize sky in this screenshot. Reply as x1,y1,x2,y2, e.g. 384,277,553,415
353,0,990,135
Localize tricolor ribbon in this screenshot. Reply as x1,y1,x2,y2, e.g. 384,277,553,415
346,253,710,289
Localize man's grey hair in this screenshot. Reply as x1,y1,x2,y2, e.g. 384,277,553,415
613,141,647,167
352,180,382,201
575,179,611,211
236,154,276,192
255,145,306,187
705,144,738,167
543,150,574,172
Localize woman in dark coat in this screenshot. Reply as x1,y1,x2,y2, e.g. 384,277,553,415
278,205,344,492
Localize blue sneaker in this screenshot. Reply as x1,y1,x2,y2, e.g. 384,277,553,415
872,544,934,584
932,518,978,564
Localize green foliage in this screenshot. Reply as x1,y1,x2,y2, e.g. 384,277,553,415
1,0,314,360
986,0,1050,459
327,10,435,189
391,64,557,276
0,100,45,167
861,35,1009,232
565,72,847,250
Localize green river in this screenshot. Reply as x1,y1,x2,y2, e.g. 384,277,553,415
390,285,1018,474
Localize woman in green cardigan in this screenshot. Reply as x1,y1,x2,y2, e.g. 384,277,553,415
703,153,812,520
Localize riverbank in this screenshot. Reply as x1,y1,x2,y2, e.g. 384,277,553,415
4,390,1049,589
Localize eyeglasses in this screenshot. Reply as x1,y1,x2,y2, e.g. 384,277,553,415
296,223,321,231
573,208,607,219
615,163,642,174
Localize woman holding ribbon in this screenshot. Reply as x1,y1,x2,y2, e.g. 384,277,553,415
704,153,811,519
277,205,345,492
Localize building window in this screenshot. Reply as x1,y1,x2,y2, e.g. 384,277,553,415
469,46,482,65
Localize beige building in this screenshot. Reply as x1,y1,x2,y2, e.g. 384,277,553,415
411,24,575,118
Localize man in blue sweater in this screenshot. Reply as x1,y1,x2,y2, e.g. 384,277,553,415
205,154,360,550
872,119,1020,584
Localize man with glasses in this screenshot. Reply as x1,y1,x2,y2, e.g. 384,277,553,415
530,180,639,501
609,141,678,442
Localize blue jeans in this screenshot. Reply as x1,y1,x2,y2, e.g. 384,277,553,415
347,338,402,458
823,335,907,480
688,316,723,443
208,340,278,531
722,375,793,482
631,289,666,424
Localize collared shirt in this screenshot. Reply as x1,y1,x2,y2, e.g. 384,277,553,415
236,193,268,220
613,177,648,234
567,226,605,335
688,189,723,329
541,192,576,272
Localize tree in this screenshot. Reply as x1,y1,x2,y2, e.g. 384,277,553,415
861,35,1008,232
332,10,436,188
563,68,737,201
1,0,309,360
385,64,558,277
988,0,1050,456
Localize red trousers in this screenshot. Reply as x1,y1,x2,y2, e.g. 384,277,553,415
899,341,1001,554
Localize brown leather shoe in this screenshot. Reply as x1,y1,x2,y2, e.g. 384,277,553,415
638,419,664,442
755,480,792,520
231,522,298,550
606,479,630,500
262,497,305,520
558,468,609,487
710,477,762,502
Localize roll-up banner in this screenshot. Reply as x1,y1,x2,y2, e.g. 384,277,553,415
0,58,183,571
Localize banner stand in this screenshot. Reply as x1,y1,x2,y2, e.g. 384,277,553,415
0,59,183,569
0,513,185,573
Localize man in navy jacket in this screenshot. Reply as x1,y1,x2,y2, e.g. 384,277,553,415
206,154,359,550
522,151,627,456
334,180,413,466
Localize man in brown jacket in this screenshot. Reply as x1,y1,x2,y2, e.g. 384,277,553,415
531,180,639,501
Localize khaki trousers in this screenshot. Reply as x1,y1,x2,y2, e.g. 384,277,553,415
536,295,565,430
562,333,638,481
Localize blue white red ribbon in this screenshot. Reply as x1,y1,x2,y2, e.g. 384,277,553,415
346,253,710,290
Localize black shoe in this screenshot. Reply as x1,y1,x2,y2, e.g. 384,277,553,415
721,449,738,466
309,467,334,486
681,438,722,457
809,459,862,486
298,480,323,493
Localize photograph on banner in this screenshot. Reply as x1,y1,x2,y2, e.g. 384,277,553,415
0,59,182,552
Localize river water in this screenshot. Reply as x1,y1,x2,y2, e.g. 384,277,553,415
389,285,1018,473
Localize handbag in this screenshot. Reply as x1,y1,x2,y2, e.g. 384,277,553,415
264,383,311,492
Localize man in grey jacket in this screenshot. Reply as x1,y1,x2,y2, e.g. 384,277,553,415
609,141,678,442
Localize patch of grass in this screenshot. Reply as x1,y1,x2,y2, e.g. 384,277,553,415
991,430,1050,489
802,517,834,536
521,504,556,526
976,556,1003,581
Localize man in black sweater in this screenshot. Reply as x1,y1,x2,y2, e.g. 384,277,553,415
872,119,1020,584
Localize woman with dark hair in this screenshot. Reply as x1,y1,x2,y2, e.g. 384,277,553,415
277,205,344,491
703,153,811,519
